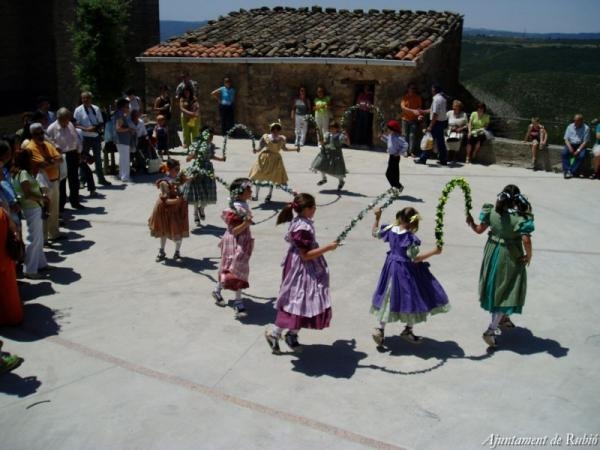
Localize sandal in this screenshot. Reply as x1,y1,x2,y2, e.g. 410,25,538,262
400,326,422,344
0,354,24,375
482,329,497,348
499,316,515,329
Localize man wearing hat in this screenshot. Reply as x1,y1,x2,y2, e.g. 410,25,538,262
415,84,448,166
381,120,408,191
25,123,64,241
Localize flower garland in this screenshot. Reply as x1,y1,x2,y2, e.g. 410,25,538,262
335,187,402,243
340,104,387,135
223,123,256,159
434,177,473,247
187,129,213,175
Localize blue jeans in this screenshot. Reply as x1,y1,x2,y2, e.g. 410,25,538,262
418,121,448,163
402,120,419,155
561,145,587,174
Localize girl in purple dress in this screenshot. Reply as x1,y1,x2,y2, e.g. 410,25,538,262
371,206,449,346
264,193,339,354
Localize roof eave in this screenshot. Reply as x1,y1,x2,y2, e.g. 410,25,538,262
136,56,417,67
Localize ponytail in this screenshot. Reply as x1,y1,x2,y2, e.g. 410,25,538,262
276,193,316,225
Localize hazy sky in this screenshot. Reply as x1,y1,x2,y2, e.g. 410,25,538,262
160,0,599,33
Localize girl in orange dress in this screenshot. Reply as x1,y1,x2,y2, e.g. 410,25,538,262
148,159,189,262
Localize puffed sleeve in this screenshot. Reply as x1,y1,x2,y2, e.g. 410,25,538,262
516,216,535,235
407,243,420,261
291,229,313,250
373,224,391,241
221,209,244,226
479,203,493,224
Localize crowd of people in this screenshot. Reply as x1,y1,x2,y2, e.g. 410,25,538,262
10,71,600,374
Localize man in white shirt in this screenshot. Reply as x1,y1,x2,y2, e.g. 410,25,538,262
47,108,86,210
73,91,111,185
415,84,449,166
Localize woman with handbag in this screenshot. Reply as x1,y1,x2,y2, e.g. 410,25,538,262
445,100,468,165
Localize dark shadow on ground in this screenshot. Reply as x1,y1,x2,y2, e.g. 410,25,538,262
54,239,95,256
318,189,368,198
397,195,424,203
163,256,219,283
96,184,126,191
44,249,66,264
0,373,41,397
251,200,288,212
0,303,63,342
18,281,56,302
191,223,226,237
129,173,163,185
230,296,276,326
61,219,92,231
64,206,107,216
46,267,81,285
491,327,569,358
290,339,368,379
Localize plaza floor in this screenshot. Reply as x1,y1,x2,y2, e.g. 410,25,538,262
1,137,598,450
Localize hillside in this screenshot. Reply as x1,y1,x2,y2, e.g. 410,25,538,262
460,36,600,143
160,20,207,41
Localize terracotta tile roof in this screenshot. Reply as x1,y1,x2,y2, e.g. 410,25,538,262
143,6,462,61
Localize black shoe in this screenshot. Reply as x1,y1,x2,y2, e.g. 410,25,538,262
72,203,86,210
264,195,271,203
173,250,182,261
233,302,247,319
89,191,99,198
199,207,206,220
337,180,345,191
212,290,226,307
99,179,112,186
413,159,426,165
284,332,302,352
155,249,166,262
317,179,327,186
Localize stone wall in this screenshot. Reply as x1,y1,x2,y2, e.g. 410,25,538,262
143,59,461,144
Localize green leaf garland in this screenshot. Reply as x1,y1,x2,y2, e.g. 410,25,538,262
223,123,256,159
434,177,473,247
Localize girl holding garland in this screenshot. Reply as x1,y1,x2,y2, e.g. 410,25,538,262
182,127,225,226
148,158,189,262
212,178,254,319
248,122,298,203
264,193,339,354
467,184,534,348
371,206,449,347
311,121,349,191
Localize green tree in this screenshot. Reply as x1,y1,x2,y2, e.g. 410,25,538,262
71,0,131,108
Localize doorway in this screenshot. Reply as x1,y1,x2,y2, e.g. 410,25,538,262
351,83,376,147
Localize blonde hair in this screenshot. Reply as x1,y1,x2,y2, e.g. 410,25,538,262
452,100,463,109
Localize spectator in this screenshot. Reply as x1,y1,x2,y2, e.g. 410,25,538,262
175,72,197,98
12,148,49,279
47,108,86,210
400,83,423,156
130,109,149,175
153,115,169,158
24,123,63,241
211,76,236,136
124,87,143,113
0,207,23,325
290,85,311,148
0,138,22,230
179,84,200,149
73,91,111,186
354,84,374,146
591,119,600,179
113,98,135,182
445,100,468,165
465,102,491,164
561,114,590,179
35,96,56,130
313,86,333,140
523,117,547,170
415,84,448,166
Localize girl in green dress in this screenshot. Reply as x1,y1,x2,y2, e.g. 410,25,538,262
467,184,534,348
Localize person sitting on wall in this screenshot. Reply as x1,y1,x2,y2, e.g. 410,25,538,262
465,102,491,164
523,117,548,170
561,113,590,179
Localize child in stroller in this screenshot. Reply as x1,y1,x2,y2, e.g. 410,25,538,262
130,111,160,175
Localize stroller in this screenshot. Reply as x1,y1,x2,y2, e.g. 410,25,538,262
131,121,162,175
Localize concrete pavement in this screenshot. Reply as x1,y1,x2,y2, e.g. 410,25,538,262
1,136,599,450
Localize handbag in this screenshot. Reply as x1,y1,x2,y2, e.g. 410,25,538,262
447,131,462,142
6,232,25,262
59,157,68,180
147,157,162,174
420,132,434,151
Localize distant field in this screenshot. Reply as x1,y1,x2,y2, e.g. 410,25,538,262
460,36,600,144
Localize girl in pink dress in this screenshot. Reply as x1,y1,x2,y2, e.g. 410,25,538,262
212,178,254,319
264,193,339,354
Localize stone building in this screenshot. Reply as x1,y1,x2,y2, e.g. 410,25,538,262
138,6,464,144
0,0,159,131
